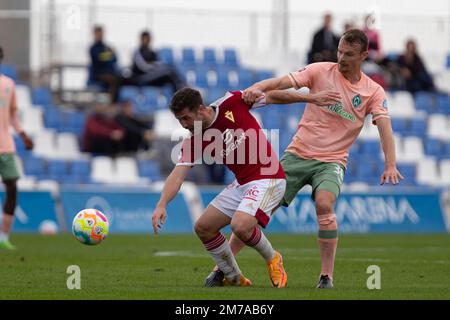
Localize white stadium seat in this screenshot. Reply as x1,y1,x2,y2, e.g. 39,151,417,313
115,157,140,184
428,114,450,140
416,157,439,186
91,156,115,184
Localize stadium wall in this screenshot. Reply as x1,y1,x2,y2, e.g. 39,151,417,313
1,187,449,234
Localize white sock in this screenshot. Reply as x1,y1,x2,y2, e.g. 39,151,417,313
0,231,8,242
203,233,241,281
244,227,275,262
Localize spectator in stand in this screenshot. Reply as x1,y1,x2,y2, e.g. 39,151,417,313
89,25,122,102
131,30,186,92
83,94,124,156
308,13,340,64
397,39,436,94
115,100,155,153
362,13,382,62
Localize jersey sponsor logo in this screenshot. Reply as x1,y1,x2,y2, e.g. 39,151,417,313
352,94,362,108
224,110,235,123
326,102,356,122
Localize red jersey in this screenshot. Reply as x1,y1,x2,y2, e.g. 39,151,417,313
177,91,285,185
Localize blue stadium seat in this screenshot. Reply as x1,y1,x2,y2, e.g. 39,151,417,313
44,108,63,130
70,159,90,176
360,140,381,155
205,88,226,104
397,163,417,181
216,69,230,88
223,48,239,68
415,91,437,113
47,160,69,176
65,112,86,133
194,67,210,88
391,118,408,134
443,141,450,158
157,47,175,65
23,156,46,177
237,69,254,88
142,86,161,107
138,160,162,181
409,117,427,136
202,48,217,67
437,94,450,114
447,54,450,68
255,70,275,82
181,48,196,67
425,138,442,156
1,64,17,81
32,87,52,106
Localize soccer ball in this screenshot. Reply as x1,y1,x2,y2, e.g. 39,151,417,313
72,209,109,245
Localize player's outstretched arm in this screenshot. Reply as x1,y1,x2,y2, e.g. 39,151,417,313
265,89,341,106
242,75,293,105
152,165,191,234
376,117,404,185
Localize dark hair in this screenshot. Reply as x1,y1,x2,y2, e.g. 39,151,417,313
93,25,103,33
169,88,203,114
141,30,151,39
341,29,369,52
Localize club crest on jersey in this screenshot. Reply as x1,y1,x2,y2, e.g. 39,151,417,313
352,94,362,108
224,110,235,123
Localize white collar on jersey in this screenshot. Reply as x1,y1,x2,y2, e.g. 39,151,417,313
206,91,233,128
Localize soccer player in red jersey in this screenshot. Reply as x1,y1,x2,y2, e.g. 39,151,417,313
152,87,339,287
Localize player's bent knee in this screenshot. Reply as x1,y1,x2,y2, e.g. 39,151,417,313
315,200,334,216
230,221,253,242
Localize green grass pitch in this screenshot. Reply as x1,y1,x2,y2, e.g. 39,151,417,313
0,233,449,299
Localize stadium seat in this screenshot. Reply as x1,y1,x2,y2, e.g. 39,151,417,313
16,85,32,108
31,87,53,106
237,69,254,88
33,130,56,158
447,54,450,68
415,91,436,113
391,118,408,134
428,114,450,140
409,117,427,137
439,160,450,185
216,68,230,88
47,160,69,176
397,163,417,182
223,48,239,68
389,91,416,117
70,159,91,177
437,94,450,115
181,48,196,67
255,70,275,82
1,64,17,81
115,157,140,184
91,156,114,184
158,47,175,65
416,157,439,186
138,160,162,181
22,156,46,177
154,109,189,139
360,140,380,155
424,138,442,156
202,48,217,67
56,133,82,160
400,136,424,163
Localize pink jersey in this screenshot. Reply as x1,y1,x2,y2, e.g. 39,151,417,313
0,75,17,154
287,62,389,167
177,91,285,185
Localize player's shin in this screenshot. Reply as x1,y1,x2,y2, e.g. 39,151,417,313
202,232,242,282
243,226,275,262
317,213,338,279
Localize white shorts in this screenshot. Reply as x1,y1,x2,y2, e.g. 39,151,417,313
210,178,286,228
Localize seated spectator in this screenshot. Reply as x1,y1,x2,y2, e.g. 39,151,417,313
83,94,124,156
115,100,155,153
89,25,122,102
131,30,186,92
397,39,436,94
308,13,340,64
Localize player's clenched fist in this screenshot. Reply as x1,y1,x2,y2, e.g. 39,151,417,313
152,205,167,234
242,86,264,105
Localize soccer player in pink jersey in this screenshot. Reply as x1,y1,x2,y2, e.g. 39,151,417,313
152,87,340,287
0,46,34,250
208,29,403,289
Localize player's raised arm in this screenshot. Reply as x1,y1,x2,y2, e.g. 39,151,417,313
152,165,191,234
242,75,293,105
376,117,404,185
265,89,341,107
